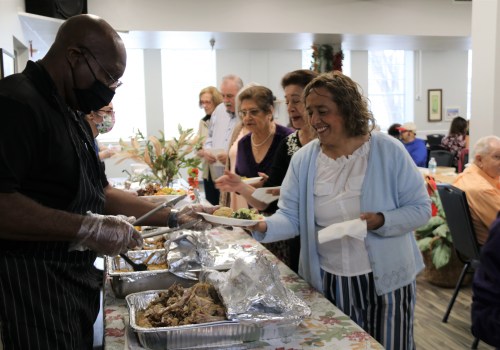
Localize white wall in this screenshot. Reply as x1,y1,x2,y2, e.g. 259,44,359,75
87,0,471,39
0,0,26,59
216,49,302,126
416,50,469,136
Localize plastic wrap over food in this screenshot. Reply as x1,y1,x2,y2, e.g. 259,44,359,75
202,253,311,324
165,230,247,280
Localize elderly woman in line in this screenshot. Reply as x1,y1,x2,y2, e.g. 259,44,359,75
231,85,293,195
195,86,223,193
251,71,431,350
216,70,317,272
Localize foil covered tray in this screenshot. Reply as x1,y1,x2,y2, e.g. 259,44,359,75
106,250,196,298
126,290,300,350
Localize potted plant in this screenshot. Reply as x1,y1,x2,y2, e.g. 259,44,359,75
415,176,469,287
116,125,202,187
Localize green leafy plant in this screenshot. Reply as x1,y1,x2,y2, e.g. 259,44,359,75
116,125,202,187
415,176,453,269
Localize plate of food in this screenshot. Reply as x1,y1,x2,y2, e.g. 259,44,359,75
199,207,264,227
140,194,182,204
242,176,263,185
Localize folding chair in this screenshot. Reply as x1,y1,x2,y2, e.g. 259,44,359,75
430,150,454,167
426,134,445,147
437,184,481,348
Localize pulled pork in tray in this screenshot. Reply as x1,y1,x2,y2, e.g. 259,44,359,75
136,283,227,327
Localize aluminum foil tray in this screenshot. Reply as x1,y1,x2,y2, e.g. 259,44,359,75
106,250,196,298
126,290,300,350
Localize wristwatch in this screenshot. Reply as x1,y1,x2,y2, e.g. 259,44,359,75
167,209,179,228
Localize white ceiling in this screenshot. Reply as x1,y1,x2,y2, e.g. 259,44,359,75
19,11,471,55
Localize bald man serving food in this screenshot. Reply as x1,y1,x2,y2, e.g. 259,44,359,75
0,15,215,349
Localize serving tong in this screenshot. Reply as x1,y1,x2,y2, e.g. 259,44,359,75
120,194,186,272
133,194,187,226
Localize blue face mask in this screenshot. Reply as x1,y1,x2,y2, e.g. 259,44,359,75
73,79,115,114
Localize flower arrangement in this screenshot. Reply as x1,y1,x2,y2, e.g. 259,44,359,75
116,125,202,187
415,176,452,269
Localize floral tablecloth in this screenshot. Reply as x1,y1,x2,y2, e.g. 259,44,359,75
103,227,384,350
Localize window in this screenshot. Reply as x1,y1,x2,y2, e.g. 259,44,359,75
161,49,216,139
368,50,413,131
97,49,146,143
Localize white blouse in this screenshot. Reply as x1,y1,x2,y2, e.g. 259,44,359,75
314,140,372,276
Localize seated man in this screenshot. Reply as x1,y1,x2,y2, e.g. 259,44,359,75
471,214,500,348
397,122,427,167
453,135,500,245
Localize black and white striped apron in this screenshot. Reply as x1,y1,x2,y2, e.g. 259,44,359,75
0,104,105,350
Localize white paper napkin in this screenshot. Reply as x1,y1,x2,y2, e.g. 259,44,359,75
318,218,367,244
251,186,280,204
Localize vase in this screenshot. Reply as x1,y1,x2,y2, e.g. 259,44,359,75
421,248,473,288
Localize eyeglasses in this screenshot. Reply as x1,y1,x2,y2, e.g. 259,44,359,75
238,108,262,118
93,109,115,117
80,47,123,89
199,100,213,107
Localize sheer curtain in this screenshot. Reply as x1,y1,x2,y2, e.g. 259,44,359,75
161,49,216,139
97,49,147,143
368,50,414,131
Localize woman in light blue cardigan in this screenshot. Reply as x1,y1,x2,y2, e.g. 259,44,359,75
252,72,431,350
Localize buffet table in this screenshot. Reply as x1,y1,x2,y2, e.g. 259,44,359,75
103,227,384,350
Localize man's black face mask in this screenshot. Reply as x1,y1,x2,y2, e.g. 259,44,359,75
73,80,115,114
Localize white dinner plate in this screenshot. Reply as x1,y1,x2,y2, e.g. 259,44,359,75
242,176,262,185
139,194,182,204
198,213,264,227
251,186,280,204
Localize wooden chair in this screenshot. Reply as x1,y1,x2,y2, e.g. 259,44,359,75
437,184,481,348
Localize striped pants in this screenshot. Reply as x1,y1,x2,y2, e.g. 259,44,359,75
323,271,416,350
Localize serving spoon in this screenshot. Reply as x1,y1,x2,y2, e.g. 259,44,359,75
119,253,148,272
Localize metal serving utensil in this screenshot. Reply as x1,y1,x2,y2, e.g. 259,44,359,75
133,194,187,226
140,219,202,239
119,253,148,272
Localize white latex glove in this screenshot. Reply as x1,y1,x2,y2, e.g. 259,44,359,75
75,212,143,256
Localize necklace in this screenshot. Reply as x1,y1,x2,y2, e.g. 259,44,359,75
251,130,273,148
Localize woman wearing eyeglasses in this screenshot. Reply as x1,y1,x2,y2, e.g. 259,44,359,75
233,86,293,195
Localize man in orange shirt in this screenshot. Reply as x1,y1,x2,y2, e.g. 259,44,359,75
453,135,500,244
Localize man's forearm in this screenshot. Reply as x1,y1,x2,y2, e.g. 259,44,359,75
104,186,172,226
0,192,83,241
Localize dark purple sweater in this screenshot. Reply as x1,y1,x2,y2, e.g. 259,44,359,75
235,124,293,178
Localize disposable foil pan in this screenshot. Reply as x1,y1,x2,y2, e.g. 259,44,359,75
126,290,300,350
106,250,196,298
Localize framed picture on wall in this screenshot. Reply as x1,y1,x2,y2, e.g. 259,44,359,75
428,89,442,122
445,106,460,121
0,49,15,79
